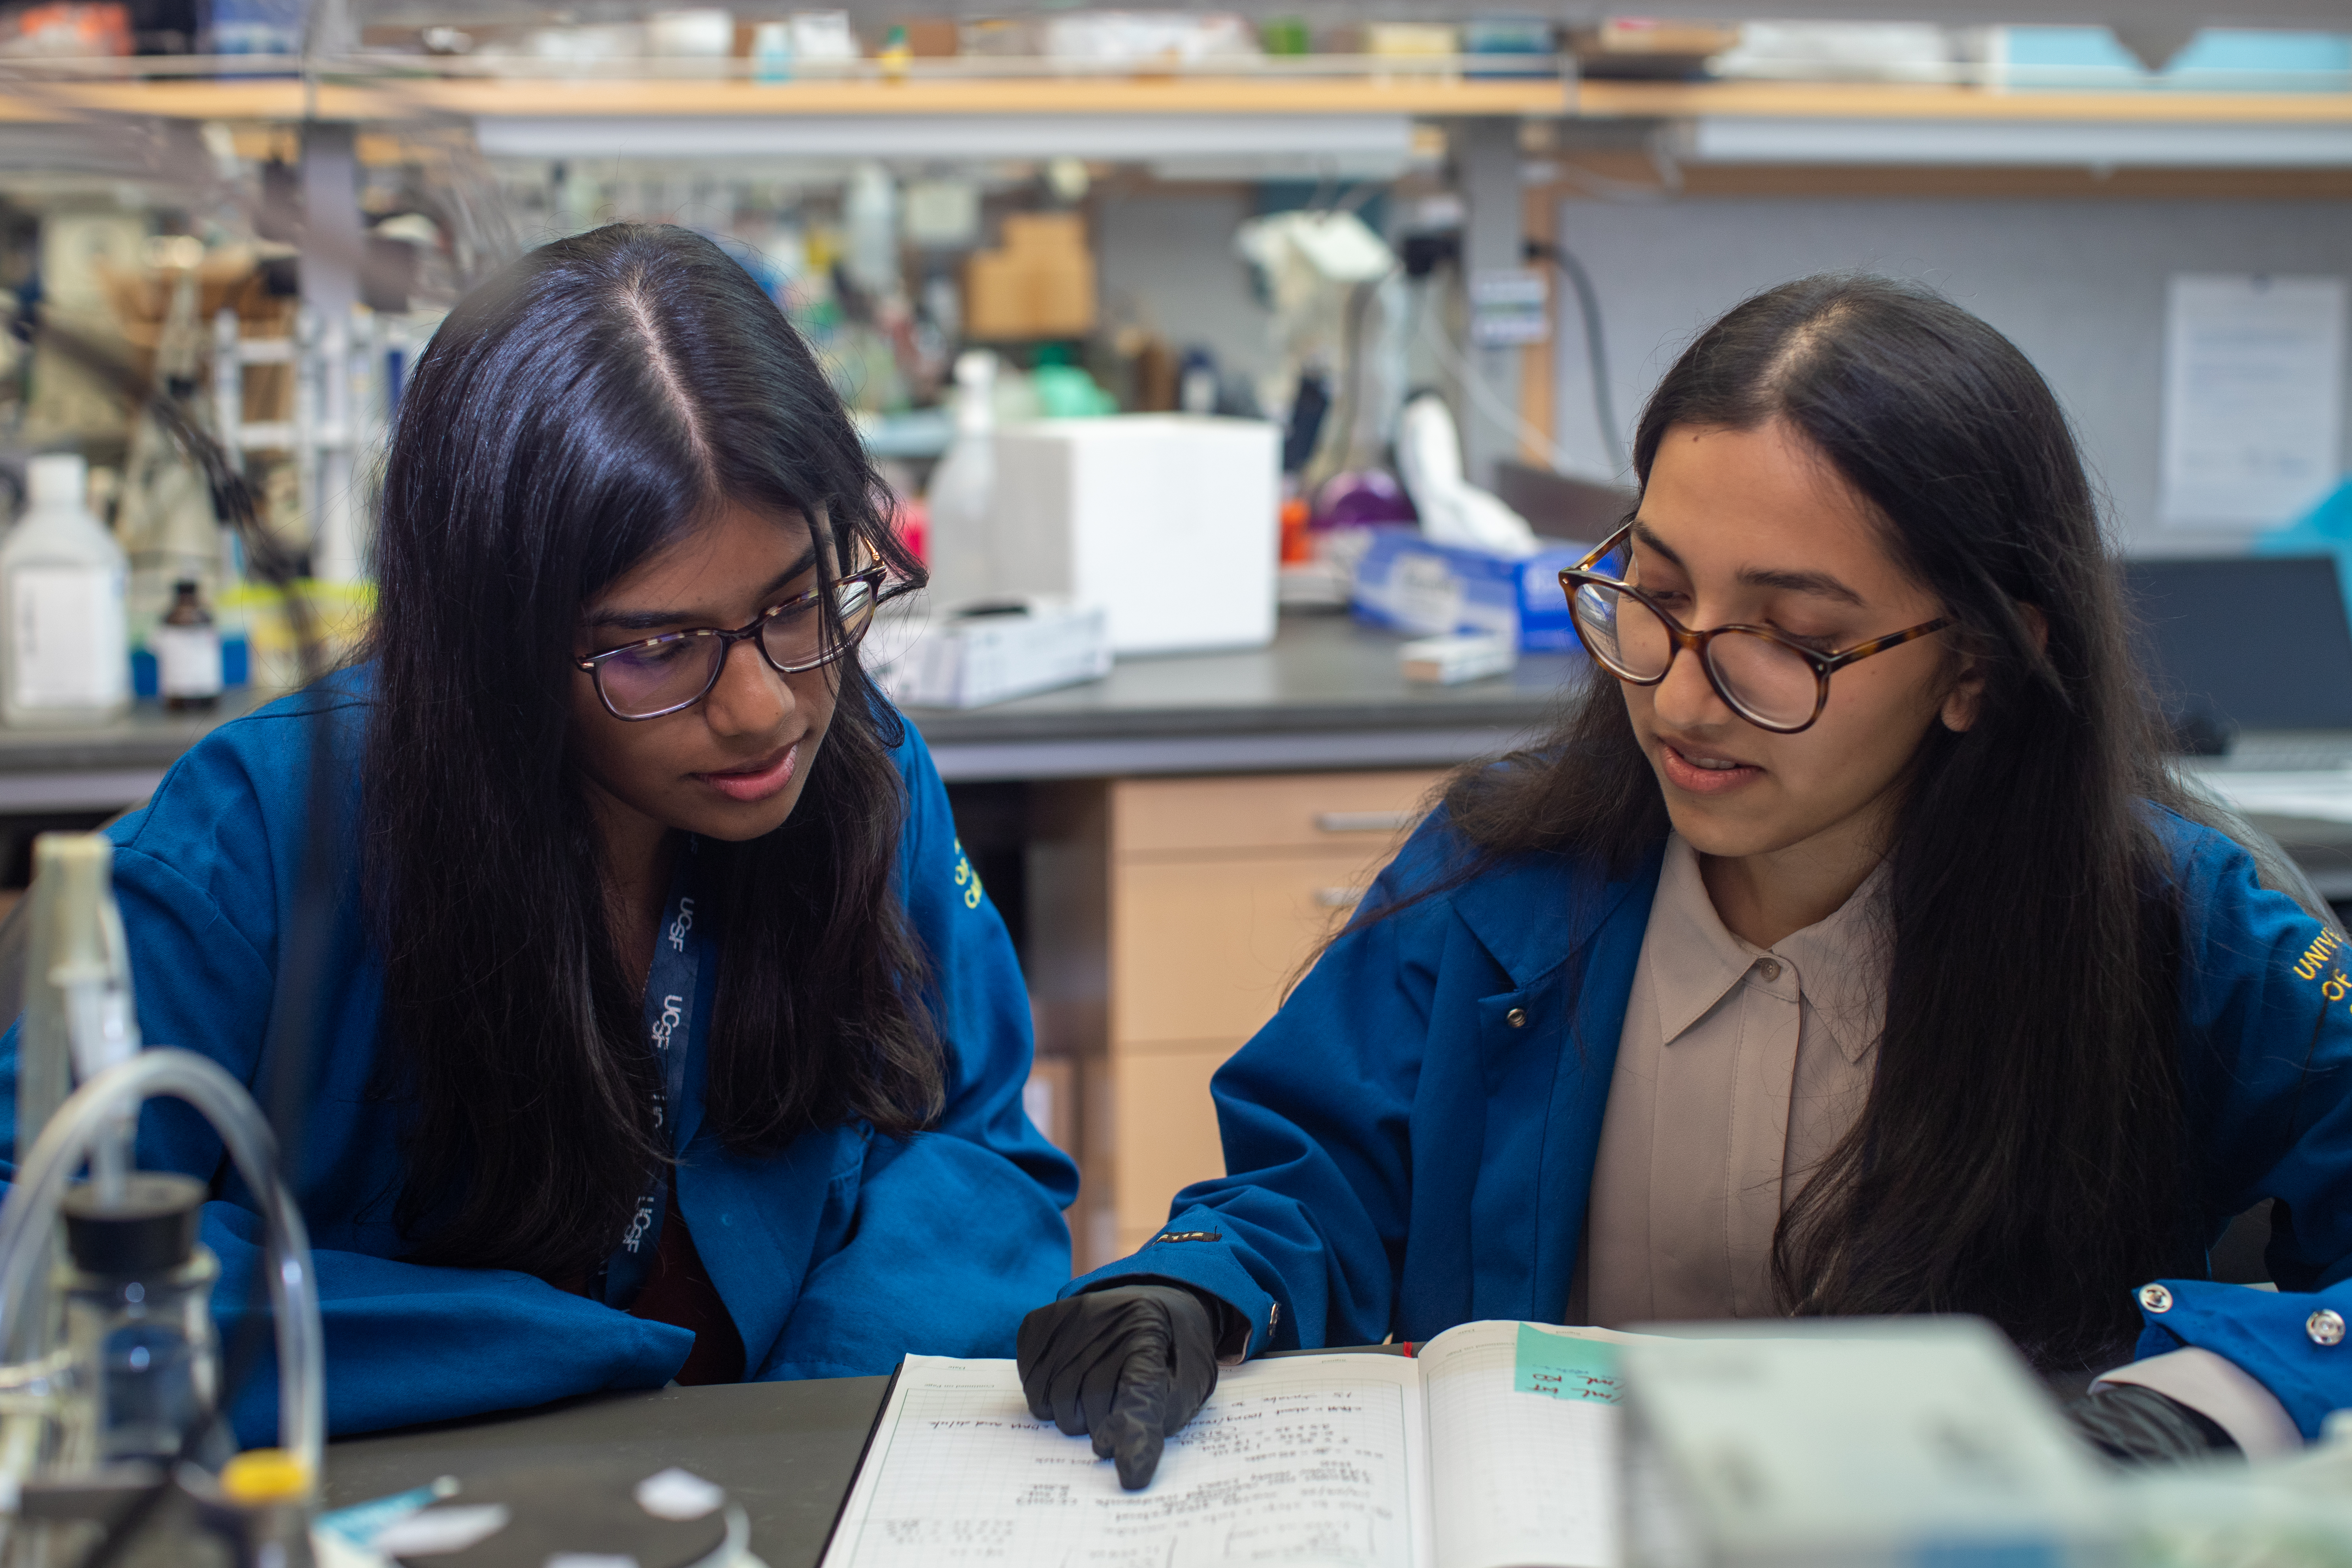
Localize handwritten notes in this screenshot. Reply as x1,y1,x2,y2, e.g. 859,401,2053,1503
1512,1323,1625,1406
1420,1323,1622,1568
829,1356,1424,1568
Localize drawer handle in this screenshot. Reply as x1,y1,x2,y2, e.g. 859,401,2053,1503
1315,810,1414,834
1316,887,1367,908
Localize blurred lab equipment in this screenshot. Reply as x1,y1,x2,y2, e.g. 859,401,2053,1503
749,19,792,80
1394,392,1542,555
842,164,901,298
1399,631,1517,686
0,454,128,728
1350,526,1587,649
924,349,998,610
1620,1319,2115,1568
56,1171,222,1467
0,832,324,1562
152,578,223,712
876,600,1111,710
646,8,732,58
1235,209,1403,483
989,415,1280,655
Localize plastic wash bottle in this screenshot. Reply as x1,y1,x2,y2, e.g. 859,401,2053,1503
1,453,129,728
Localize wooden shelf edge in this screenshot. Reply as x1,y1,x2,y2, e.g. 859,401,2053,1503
0,70,2343,131
0,73,1568,122
401,75,1570,118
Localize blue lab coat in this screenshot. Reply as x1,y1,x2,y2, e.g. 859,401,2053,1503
1070,804,2352,1439
1,674,1077,1445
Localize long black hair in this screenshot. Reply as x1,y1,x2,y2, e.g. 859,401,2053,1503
362,223,938,1281
1443,274,2195,1368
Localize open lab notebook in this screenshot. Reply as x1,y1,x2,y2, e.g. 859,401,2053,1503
818,1320,1636,1568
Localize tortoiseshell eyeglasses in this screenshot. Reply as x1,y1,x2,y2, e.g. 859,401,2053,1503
1559,523,1951,735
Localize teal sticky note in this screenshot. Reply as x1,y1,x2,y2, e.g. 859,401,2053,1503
1514,1323,1626,1405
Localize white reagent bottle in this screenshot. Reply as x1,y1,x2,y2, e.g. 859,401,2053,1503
923,349,999,610
1,454,130,728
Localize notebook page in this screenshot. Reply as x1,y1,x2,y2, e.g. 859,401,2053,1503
1419,1321,1630,1568
824,1352,1437,1568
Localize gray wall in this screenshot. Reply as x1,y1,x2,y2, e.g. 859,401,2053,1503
1095,189,1275,390
1548,195,2352,556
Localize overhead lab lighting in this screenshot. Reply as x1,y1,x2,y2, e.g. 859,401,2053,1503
1682,115,2352,167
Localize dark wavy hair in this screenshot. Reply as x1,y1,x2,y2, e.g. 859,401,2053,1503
1441,274,2196,1368
361,222,938,1281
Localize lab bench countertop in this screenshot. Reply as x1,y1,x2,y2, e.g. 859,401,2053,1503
324,1375,891,1568
0,691,267,813
903,611,1581,780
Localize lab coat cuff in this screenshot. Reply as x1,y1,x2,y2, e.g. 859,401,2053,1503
2097,1347,2303,1459
2130,1277,2340,1442
1062,1211,1281,1361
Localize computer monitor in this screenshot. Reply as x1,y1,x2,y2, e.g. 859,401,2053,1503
2122,555,2352,736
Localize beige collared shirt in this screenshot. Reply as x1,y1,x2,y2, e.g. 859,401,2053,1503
1575,833,1891,1327
1565,833,2303,1452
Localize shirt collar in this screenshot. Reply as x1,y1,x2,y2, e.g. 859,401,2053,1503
1646,834,1892,1064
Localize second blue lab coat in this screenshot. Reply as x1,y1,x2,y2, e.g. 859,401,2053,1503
1,674,1078,1444
1071,805,2352,1438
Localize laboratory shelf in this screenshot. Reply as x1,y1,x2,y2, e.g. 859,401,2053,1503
0,65,2346,132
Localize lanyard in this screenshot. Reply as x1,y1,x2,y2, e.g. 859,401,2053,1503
601,841,704,1308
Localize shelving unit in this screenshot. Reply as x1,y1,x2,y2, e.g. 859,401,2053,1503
0,63,2345,134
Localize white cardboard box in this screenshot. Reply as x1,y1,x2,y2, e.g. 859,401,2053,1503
988,416,1281,656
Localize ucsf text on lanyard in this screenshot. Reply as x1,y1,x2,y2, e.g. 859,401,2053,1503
600,839,706,1308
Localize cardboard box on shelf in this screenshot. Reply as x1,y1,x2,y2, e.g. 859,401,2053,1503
965,211,1097,341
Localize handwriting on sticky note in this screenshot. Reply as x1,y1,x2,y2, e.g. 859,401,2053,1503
1514,1323,1624,1405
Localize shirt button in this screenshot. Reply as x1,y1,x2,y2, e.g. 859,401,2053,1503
2311,1309,2346,1347
1757,959,1782,982
1506,1008,1527,1028
2137,1283,2173,1314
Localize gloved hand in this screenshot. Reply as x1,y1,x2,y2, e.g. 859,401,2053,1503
1017,1284,1221,1490
2064,1382,2242,1466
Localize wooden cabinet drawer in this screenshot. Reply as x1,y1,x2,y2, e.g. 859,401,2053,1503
1111,769,1444,858
1111,1041,1239,1243
1113,852,1384,1043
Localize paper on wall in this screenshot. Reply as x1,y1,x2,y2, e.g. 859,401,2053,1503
2160,273,2347,528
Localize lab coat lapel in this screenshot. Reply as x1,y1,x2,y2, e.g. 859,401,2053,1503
1450,841,1663,1324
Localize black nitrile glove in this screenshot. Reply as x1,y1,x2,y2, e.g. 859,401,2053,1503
2064,1382,2242,1466
1016,1284,1221,1491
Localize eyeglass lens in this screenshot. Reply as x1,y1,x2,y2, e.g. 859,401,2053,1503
1571,579,1821,730
596,576,881,717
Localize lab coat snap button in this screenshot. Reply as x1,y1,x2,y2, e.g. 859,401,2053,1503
1505,1008,1527,1028
2137,1283,2173,1314
1757,960,1782,983
2311,1309,2346,1347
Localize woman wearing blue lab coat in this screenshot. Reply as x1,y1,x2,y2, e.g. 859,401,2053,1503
1019,274,2352,1486
1,224,1075,1444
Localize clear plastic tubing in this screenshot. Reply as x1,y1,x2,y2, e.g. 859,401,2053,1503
0,1049,322,1481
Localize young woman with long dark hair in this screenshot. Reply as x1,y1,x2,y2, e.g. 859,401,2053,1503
1019,274,2352,1487
1,223,1075,1441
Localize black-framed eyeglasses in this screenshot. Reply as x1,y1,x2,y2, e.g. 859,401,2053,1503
576,563,889,721
1559,523,1951,735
